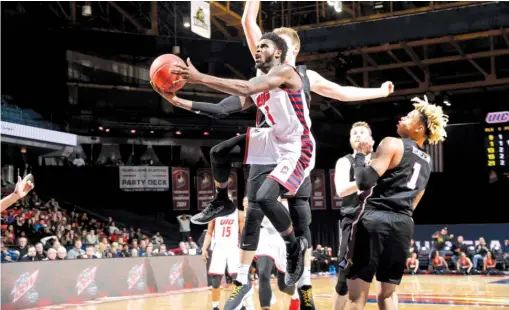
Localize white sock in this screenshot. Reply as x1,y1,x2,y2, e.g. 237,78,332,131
237,264,250,284
212,301,219,308
298,266,312,287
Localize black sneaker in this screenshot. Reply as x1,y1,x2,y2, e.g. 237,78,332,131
191,197,236,225
213,307,220,310
284,237,308,286
224,280,253,310
298,285,316,310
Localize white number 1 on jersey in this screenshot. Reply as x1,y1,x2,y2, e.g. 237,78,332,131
407,162,422,190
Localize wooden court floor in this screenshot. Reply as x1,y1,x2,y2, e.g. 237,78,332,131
56,275,509,310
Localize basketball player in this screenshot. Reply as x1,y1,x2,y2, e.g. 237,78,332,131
171,33,311,307
200,201,253,310
251,196,300,310
0,175,34,211
345,96,448,310
332,122,399,310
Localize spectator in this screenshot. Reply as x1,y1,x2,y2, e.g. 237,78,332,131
431,227,454,257
473,237,490,270
152,232,164,245
130,248,138,257
108,222,119,236
56,247,67,260
406,252,420,274
45,248,57,261
20,245,37,262
83,245,96,259
451,235,468,266
17,237,28,258
457,252,473,274
176,214,192,241
86,229,99,245
120,244,131,257
312,245,331,274
35,242,46,260
430,250,449,274
409,239,419,256
67,239,85,260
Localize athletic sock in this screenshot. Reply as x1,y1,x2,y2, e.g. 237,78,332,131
298,266,312,287
216,187,229,200
292,287,299,299
237,264,250,285
212,301,219,308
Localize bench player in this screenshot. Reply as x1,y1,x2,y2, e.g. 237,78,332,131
345,96,448,310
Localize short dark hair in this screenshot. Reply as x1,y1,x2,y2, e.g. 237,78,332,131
260,32,288,63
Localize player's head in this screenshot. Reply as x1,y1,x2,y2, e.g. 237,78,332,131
255,32,288,73
242,196,248,210
349,121,373,150
273,27,300,62
397,95,449,145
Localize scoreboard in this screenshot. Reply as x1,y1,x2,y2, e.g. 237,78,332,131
484,125,509,167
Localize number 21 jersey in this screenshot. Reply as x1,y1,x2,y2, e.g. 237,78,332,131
366,139,431,217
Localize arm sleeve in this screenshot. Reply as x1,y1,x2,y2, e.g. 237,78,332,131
354,153,380,191
191,96,242,119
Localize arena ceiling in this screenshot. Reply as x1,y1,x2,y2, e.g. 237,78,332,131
2,1,509,141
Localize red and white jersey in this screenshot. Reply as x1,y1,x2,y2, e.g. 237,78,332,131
250,75,312,141
211,208,239,250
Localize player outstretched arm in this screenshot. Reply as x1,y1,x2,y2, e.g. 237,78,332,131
0,175,34,212
334,157,358,197
201,221,215,263
171,58,300,97
307,70,393,102
241,0,262,61
354,137,403,190
152,86,253,119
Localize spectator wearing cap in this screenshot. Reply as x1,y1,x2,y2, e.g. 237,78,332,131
431,227,454,258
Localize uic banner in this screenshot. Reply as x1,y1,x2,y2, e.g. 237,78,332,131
172,167,191,211
1,255,207,310
119,166,169,191
311,169,327,210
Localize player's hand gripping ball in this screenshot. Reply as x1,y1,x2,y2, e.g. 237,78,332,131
150,54,187,93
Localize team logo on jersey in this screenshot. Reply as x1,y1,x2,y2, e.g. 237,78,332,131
280,166,289,174
255,92,270,108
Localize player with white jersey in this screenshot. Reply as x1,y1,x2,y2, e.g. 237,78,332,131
201,206,253,310
253,197,300,310
171,32,311,309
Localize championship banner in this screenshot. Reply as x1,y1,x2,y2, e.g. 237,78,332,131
172,167,191,211
197,168,214,210
329,169,342,210
228,170,238,206
311,169,327,210
119,166,169,192
191,1,211,39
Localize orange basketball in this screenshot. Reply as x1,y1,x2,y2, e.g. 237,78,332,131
149,54,187,93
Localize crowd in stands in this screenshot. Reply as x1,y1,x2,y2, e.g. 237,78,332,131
1,192,199,262
405,227,509,275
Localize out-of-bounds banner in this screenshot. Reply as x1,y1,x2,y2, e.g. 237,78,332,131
197,168,214,210
172,167,191,211
119,166,169,191
413,223,509,250
228,170,238,206
329,169,342,210
1,255,207,310
311,169,326,210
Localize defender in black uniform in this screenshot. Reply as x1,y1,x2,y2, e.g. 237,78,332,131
332,122,375,310
345,96,448,310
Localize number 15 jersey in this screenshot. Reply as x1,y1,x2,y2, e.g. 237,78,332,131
366,138,431,217
211,208,239,250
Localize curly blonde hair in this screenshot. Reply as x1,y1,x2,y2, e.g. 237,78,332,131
410,95,449,144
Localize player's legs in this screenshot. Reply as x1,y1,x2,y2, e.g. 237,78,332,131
257,256,276,309
374,213,413,310
333,217,354,310
375,281,399,310
210,275,223,309
256,177,308,286
192,134,246,225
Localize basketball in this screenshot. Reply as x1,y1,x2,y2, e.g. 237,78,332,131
149,54,187,93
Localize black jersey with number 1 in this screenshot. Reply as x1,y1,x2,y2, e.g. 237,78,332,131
365,138,431,217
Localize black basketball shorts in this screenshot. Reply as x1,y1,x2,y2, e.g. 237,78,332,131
345,209,414,285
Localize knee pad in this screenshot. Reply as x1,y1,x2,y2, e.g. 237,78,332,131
240,203,264,251
211,275,222,289
335,270,348,296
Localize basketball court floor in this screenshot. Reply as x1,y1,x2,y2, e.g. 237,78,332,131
48,275,509,309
